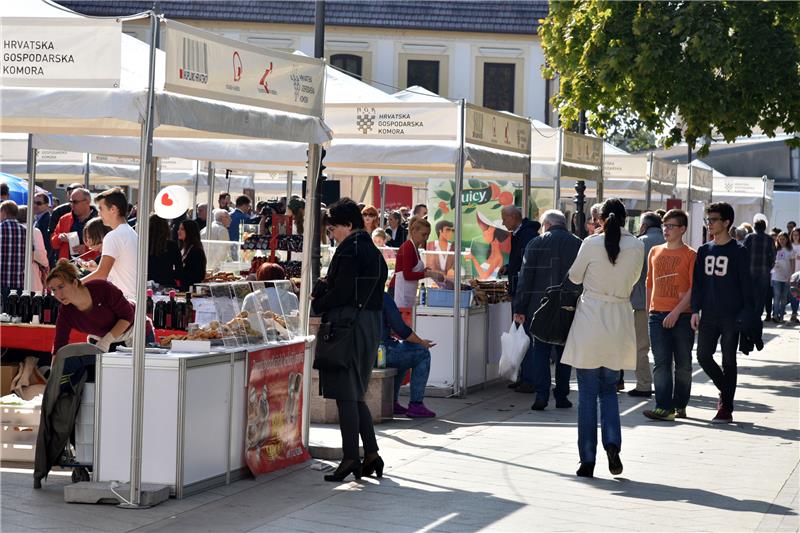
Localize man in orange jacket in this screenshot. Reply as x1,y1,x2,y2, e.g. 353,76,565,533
51,188,97,260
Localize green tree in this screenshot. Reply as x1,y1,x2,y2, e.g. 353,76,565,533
540,1,800,154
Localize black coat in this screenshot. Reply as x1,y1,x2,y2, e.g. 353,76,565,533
313,230,388,400
148,240,183,287
179,245,207,289
513,226,582,320
385,224,408,248
506,218,541,295
35,211,53,265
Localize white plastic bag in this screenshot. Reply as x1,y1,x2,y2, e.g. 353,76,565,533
499,322,530,381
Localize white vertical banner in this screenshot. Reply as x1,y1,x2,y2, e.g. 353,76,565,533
465,104,530,155
561,131,603,167
163,20,325,117
0,17,121,87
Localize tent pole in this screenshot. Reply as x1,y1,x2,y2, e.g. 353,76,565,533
379,177,386,226
205,162,215,251
192,160,200,219
645,152,654,211
83,153,90,189
761,175,767,214
554,128,563,210
453,99,466,398
300,143,322,448
23,136,36,294
286,170,294,204
597,138,605,203
125,11,158,509
522,172,530,218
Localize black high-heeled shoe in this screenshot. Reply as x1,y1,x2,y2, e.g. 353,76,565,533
361,455,384,478
324,459,362,482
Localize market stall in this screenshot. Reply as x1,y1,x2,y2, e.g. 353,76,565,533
1,0,329,506
712,175,774,227
676,160,715,248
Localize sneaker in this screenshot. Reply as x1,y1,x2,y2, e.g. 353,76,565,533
711,407,733,424
406,402,436,418
643,407,675,421
791,314,799,324
393,402,408,415
674,408,687,419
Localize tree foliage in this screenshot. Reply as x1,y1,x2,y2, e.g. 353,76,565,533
540,1,800,154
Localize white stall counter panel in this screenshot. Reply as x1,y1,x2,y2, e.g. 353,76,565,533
414,305,488,396
96,348,248,498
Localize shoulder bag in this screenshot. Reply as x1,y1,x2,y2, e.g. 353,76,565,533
530,277,582,346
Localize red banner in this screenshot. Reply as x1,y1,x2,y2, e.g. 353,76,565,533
245,342,310,476
372,176,412,211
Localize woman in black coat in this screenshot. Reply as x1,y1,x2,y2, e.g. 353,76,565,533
178,219,207,289
148,214,183,288
312,198,388,482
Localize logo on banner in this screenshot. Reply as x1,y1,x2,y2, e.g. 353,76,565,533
504,123,510,144
179,37,208,84
290,64,314,104
232,51,242,82
356,107,377,134
472,112,484,140
492,116,497,138
259,62,274,94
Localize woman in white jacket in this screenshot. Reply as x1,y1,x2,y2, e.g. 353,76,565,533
563,198,644,478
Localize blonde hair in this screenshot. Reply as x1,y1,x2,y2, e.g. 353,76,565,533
408,216,430,234
46,259,82,286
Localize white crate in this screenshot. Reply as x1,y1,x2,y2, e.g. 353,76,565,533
1,441,35,462
1,425,37,445
74,421,93,464
1,405,41,427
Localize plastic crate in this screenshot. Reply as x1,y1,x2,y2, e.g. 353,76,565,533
425,289,473,308
2,425,37,444
1,405,41,427
1,441,35,462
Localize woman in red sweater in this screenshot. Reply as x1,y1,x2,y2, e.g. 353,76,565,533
389,218,443,307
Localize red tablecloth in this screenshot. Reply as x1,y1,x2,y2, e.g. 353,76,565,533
0,324,184,353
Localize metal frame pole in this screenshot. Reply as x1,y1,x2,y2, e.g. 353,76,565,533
645,152,654,211
23,136,36,293
453,100,466,397
192,160,200,219
522,172,530,218
761,175,767,214
300,143,322,447
125,11,158,509
286,170,294,204
553,128,563,210
379,177,386,226
597,138,605,203
83,153,90,189
205,162,215,251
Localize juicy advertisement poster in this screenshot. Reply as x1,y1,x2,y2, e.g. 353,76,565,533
245,342,309,475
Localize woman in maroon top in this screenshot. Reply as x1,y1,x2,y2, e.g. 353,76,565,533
388,218,443,307
46,259,148,356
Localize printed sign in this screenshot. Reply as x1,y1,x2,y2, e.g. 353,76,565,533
651,157,677,196
164,20,325,117
562,131,603,167
0,17,121,87
603,154,648,180
691,167,713,191
465,104,530,155
325,102,458,140
714,177,767,196
245,342,309,476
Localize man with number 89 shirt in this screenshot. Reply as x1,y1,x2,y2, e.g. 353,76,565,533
690,202,753,424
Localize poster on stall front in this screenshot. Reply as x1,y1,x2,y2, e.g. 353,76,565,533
245,342,309,476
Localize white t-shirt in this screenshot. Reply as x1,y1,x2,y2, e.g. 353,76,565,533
771,248,794,282
102,223,139,298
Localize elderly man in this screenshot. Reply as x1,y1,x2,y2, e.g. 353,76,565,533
201,208,232,272
0,201,26,302
195,202,208,231
512,210,582,408
50,187,97,260
48,182,83,234
627,212,666,398
500,206,541,297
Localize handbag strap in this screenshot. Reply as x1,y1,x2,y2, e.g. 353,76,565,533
354,252,383,318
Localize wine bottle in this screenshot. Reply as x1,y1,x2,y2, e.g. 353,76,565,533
184,292,195,327
18,291,32,323
5,289,19,318
165,290,177,329
31,292,43,324
146,289,154,321
42,290,53,324
153,300,166,329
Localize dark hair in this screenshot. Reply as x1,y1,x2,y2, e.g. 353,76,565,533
706,202,734,231
641,212,662,230
149,213,171,256
0,183,8,196
179,219,203,252
654,209,666,219
754,219,767,232
256,262,286,281
435,219,454,237
83,217,109,247
218,192,230,201
95,187,127,219
47,258,81,286
326,198,364,229
0,200,18,217
662,209,688,228
413,204,427,215
600,198,626,265
777,232,792,251
235,195,251,208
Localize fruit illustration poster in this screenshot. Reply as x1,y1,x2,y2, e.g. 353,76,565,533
245,342,309,476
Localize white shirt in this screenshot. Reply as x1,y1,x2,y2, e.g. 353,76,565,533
200,221,230,272
102,223,138,298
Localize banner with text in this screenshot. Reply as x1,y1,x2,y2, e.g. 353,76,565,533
245,342,309,476
325,102,458,140
651,158,677,196
603,154,648,181
562,131,603,167
0,17,121,87
714,177,769,197
164,20,325,117
465,104,530,156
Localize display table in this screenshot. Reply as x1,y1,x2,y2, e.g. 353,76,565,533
0,324,187,354
95,339,309,498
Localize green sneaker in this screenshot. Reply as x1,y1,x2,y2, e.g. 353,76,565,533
674,408,687,419
643,407,675,421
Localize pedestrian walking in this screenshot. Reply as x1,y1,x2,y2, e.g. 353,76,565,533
691,202,754,424
743,215,776,322
627,212,665,398
512,209,581,405
562,199,644,478
642,209,697,422
770,232,795,323
789,228,800,323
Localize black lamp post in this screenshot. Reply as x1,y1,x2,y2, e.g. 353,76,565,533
574,180,586,238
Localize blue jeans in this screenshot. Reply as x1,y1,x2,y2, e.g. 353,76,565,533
772,280,790,320
526,339,570,403
649,313,695,411
386,341,431,403
576,367,621,464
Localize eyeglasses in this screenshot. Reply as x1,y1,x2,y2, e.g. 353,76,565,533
704,217,722,224
663,223,685,230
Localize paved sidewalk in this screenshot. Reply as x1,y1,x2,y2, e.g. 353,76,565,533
2,324,798,532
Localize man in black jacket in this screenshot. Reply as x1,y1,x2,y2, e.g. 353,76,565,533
33,192,53,266
500,206,541,297
513,209,582,409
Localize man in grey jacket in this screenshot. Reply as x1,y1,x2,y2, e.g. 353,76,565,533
513,210,582,409
627,212,666,397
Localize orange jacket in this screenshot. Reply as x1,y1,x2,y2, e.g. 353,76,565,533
51,212,76,260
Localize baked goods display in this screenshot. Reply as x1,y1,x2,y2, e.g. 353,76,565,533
159,313,261,347
470,279,510,305
202,272,241,283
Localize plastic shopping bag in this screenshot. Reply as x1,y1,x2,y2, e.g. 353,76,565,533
499,322,530,381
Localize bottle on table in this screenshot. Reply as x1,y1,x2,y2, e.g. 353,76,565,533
5,289,19,319
42,290,53,324
184,292,194,326
146,289,154,321
165,290,177,329
31,292,43,324
153,300,166,329
18,291,32,323
376,344,386,369
175,299,186,330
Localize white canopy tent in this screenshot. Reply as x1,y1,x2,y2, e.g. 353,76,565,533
2,0,331,506
676,160,717,247
602,144,678,213
713,175,774,227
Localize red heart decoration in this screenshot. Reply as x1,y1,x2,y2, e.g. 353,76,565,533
161,193,174,206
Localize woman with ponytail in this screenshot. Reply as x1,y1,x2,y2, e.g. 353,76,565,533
562,198,644,478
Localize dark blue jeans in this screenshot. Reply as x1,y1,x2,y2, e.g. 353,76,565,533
576,367,622,464
772,280,790,320
649,313,695,411
523,339,570,403
386,341,431,403
696,315,739,411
